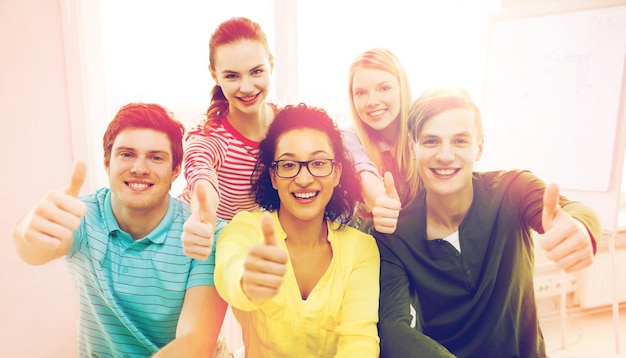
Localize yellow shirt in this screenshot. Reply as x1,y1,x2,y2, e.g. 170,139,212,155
215,210,380,358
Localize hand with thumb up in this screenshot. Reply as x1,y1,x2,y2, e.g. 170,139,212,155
372,172,401,234
241,212,289,302
536,183,594,272
182,182,218,260
13,161,88,265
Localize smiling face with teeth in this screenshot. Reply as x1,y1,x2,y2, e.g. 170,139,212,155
211,39,273,117
106,128,181,218
351,65,401,140
414,107,483,198
270,128,341,224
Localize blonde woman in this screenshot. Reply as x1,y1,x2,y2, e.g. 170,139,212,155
345,48,420,234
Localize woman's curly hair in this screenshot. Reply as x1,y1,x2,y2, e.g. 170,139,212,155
251,103,361,228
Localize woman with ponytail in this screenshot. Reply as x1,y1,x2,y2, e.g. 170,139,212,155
181,17,278,261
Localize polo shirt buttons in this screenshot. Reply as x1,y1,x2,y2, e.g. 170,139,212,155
464,268,471,275
122,268,129,274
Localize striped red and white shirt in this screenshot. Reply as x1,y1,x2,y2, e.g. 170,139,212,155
180,105,277,221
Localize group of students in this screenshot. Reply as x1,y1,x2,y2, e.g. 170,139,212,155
13,16,601,358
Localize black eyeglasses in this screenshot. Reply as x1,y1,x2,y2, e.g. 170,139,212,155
271,159,336,178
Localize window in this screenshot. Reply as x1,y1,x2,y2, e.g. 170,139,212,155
295,0,500,126
97,0,274,192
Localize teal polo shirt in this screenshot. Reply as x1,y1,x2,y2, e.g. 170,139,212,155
65,187,225,357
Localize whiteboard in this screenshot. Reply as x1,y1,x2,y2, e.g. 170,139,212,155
480,4,626,194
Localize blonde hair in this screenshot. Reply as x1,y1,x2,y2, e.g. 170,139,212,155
348,48,420,198
409,86,483,142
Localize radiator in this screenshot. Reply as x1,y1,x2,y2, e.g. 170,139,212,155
576,250,626,309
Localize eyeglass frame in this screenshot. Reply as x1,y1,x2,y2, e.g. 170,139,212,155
270,159,336,178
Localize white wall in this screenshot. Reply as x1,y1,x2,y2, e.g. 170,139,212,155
0,0,80,356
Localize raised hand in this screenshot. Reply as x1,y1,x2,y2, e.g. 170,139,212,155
372,172,401,234
182,184,218,260
537,183,594,272
15,162,88,264
241,212,289,302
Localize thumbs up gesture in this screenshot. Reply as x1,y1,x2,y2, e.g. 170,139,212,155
241,212,289,302
537,183,594,272
14,162,88,264
372,172,401,234
182,183,218,260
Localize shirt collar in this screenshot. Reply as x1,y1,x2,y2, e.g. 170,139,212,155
103,191,174,244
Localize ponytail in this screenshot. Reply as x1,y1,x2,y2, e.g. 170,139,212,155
204,85,229,130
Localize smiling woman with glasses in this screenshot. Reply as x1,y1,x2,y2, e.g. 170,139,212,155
214,103,381,357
